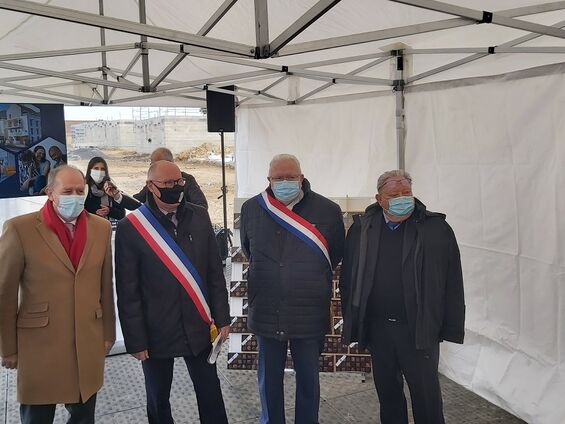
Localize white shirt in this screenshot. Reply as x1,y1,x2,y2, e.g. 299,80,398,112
285,190,304,211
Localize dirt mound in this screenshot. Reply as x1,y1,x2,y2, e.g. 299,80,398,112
176,143,234,161
68,147,106,161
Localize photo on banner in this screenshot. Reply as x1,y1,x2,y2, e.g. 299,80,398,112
0,103,67,199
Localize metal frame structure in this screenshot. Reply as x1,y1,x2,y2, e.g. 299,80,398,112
0,0,565,166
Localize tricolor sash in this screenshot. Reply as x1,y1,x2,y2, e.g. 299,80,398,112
257,191,332,269
126,204,213,328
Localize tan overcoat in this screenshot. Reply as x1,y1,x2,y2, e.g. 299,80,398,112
0,210,116,404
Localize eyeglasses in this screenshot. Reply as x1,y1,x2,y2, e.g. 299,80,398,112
378,178,411,191
150,178,186,189
270,175,302,182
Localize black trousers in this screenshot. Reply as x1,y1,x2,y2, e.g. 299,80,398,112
141,350,228,424
20,393,97,424
368,320,445,424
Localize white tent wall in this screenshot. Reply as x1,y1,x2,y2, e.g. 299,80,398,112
235,94,397,199
404,66,565,424
233,63,565,424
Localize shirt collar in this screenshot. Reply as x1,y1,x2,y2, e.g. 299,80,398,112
382,211,403,230
285,189,304,210
58,215,77,226
158,206,176,216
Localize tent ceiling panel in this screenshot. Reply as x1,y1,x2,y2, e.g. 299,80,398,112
0,15,100,53
411,52,565,84
304,82,392,102
276,0,453,45
190,0,257,46
521,33,565,46
141,0,240,38
0,0,564,106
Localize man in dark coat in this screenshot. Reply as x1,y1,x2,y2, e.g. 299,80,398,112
340,170,465,424
115,160,230,424
133,147,208,209
240,154,345,424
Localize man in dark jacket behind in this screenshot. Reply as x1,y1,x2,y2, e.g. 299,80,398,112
340,170,465,424
240,154,345,424
115,160,230,424
133,147,208,209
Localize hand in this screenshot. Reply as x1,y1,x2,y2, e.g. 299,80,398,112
219,325,230,343
132,350,149,361
96,206,110,217
105,340,114,355
103,181,119,198
1,354,17,369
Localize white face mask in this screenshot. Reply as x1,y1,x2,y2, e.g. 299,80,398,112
56,195,85,221
90,169,106,184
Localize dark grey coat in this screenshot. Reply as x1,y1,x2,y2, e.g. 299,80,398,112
240,180,345,340
340,199,465,350
115,195,229,358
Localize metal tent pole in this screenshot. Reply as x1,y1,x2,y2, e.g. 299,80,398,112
139,0,150,92
220,130,230,263
221,131,228,232
394,50,406,170
99,0,108,102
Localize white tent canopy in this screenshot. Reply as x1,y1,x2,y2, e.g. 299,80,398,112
0,1,565,106
0,2,564,423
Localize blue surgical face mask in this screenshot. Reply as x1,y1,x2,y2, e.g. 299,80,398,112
387,196,415,217
56,195,85,221
271,180,301,203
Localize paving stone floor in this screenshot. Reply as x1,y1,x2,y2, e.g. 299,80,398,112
1,350,526,424
0,256,526,423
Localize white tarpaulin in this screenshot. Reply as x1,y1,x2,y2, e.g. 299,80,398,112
234,63,565,424
1,1,565,105
236,94,397,198
404,64,565,424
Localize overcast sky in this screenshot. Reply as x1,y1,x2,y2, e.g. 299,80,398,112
63,106,138,121
63,106,203,121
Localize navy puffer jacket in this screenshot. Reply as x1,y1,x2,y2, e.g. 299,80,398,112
240,179,345,340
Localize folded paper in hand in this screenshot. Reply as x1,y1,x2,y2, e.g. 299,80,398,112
207,334,223,364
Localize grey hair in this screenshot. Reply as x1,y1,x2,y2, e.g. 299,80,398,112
377,170,412,192
151,147,174,162
269,154,301,175
47,165,85,189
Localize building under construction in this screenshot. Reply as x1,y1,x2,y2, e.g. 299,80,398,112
71,107,233,153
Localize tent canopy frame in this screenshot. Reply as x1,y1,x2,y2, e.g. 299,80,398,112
1,0,565,166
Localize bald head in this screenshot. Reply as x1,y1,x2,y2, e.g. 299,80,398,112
150,147,174,164
47,165,85,190
147,160,181,182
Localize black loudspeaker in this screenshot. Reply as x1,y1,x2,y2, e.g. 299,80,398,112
206,85,235,132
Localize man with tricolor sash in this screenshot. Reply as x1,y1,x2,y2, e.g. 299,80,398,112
115,160,230,424
240,154,345,424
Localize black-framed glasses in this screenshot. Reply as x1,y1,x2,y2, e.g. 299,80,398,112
150,178,186,189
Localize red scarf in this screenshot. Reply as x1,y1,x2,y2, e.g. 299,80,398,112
40,200,87,270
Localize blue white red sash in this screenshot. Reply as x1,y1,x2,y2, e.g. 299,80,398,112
126,204,212,325
257,191,332,269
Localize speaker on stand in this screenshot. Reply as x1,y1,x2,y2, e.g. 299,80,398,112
206,85,235,264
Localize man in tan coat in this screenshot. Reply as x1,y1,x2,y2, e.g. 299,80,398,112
0,165,116,424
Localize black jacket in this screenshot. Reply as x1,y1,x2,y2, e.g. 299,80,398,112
115,195,230,358
134,171,208,210
240,180,345,340
84,185,140,220
340,199,465,350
